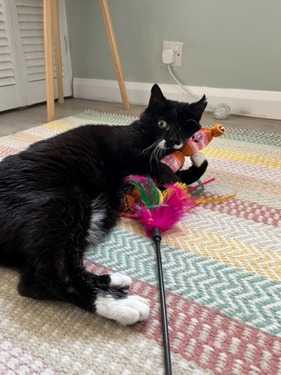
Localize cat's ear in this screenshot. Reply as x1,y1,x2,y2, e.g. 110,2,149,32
189,95,208,122
148,84,166,109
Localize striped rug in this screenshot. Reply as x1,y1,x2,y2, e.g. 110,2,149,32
0,112,280,375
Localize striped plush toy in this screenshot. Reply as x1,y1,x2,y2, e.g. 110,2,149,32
161,123,225,173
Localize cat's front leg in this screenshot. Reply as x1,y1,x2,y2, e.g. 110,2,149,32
95,272,150,325
177,151,208,185
149,161,181,187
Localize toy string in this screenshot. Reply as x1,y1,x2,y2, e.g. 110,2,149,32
188,177,216,193
152,227,172,375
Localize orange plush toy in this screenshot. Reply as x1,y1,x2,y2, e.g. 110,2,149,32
161,124,225,172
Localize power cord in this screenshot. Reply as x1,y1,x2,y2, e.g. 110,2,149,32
167,64,231,120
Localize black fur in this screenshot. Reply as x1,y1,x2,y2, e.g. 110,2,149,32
0,84,207,319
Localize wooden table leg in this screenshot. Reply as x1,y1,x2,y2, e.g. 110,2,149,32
52,0,64,104
99,0,130,110
43,0,55,122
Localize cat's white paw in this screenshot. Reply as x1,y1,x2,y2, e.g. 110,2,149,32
179,156,193,171
191,152,206,167
109,272,132,289
95,294,150,325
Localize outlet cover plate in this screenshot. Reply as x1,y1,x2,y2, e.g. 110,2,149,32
162,41,183,67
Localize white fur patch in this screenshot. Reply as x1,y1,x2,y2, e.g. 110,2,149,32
179,156,193,171
87,197,107,244
95,294,150,325
110,273,132,289
191,152,206,167
158,140,166,150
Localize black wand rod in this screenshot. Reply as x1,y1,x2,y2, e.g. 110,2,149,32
152,227,172,375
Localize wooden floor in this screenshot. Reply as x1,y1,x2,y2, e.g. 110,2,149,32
0,98,281,137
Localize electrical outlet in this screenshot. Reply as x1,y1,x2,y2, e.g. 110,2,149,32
162,41,183,67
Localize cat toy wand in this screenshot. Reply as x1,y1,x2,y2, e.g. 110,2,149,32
124,175,197,375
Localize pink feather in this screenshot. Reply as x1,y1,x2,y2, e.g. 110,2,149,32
128,179,197,237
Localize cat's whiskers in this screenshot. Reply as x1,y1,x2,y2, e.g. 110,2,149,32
149,142,165,168
138,140,161,156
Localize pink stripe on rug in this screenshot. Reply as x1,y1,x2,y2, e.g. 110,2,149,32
0,335,57,375
84,259,281,375
201,195,281,227
0,145,19,159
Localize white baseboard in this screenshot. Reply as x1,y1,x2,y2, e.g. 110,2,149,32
73,78,281,120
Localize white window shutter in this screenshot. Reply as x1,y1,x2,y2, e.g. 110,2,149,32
14,0,72,105
16,0,46,83
0,0,72,111
0,0,24,111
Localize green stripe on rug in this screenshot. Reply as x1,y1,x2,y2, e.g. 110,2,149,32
74,111,136,125
217,126,281,148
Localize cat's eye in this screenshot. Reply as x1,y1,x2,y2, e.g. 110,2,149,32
158,120,168,130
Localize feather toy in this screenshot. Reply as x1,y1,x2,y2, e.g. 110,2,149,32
124,175,197,375
124,175,196,236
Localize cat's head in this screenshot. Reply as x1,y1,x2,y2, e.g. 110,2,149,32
140,84,207,150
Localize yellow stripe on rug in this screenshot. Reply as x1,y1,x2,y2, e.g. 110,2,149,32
204,147,281,170
119,219,281,282
43,121,78,133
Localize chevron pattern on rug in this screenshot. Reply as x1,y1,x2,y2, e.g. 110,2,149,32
0,111,280,375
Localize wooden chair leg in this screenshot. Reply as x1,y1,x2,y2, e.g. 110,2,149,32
43,0,55,122
52,0,64,104
99,0,130,110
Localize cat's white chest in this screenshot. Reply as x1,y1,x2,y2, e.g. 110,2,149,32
86,198,107,244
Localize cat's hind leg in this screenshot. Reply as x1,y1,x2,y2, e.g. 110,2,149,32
18,264,150,325
16,193,150,325
18,264,59,301
19,263,150,325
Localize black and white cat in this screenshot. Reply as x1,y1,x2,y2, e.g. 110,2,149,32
0,84,207,325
